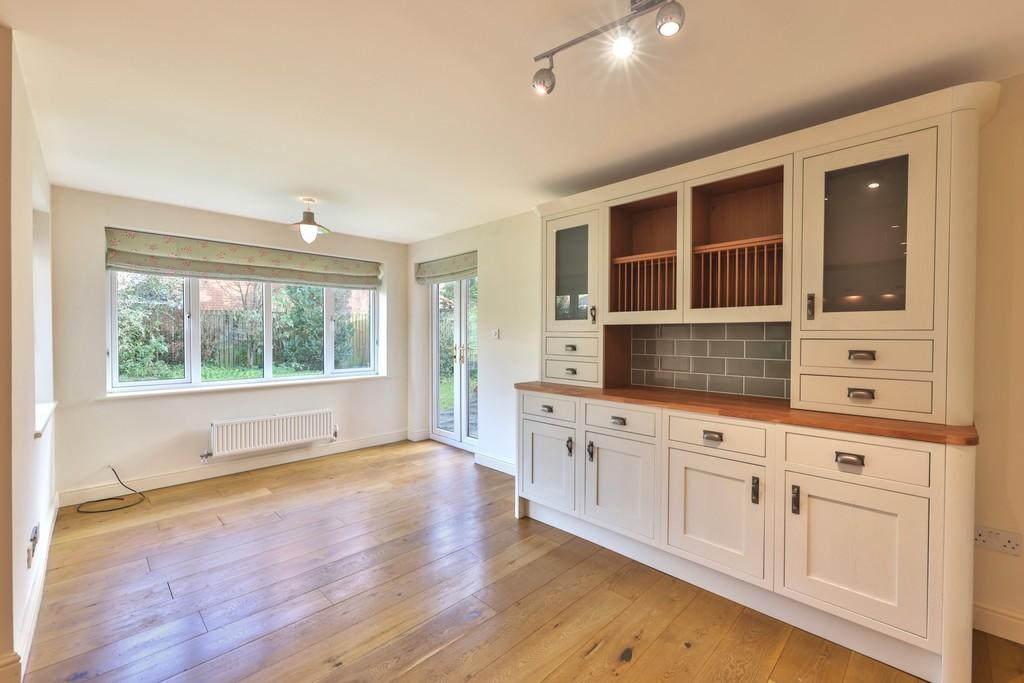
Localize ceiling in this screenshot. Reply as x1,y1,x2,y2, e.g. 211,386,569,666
3,1,1024,244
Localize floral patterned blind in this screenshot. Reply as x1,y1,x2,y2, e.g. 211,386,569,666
105,227,382,288
414,251,477,285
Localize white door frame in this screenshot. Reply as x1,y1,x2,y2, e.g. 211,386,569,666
430,277,479,449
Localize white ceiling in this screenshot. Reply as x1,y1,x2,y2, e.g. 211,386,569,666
3,1,1024,243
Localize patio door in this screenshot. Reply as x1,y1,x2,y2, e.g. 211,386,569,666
431,276,478,447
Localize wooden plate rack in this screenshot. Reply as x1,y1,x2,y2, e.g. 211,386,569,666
693,234,783,308
611,250,677,312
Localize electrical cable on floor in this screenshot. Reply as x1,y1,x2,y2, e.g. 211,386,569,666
76,465,147,513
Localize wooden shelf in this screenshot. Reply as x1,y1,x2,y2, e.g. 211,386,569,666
611,251,676,313
693,234,783,254
693,234,783,309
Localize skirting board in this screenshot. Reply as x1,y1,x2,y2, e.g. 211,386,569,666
975,603,1024,646
473,452,515,476
0,653,21,683
14,494,58,672
523,500,942,682
407,428,430,442
58,430,411,506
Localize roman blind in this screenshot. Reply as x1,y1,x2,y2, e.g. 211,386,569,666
105,227,382,288
414,251,477,285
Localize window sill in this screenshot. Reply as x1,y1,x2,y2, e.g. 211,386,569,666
102,373,387,400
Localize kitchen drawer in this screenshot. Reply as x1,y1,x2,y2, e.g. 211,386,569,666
786,432,930,487
800,339,933,372
667,415,766,458
544,359,599,383
799,374,932,414
521,393,576,423
584,402,657,438
545,336,598,358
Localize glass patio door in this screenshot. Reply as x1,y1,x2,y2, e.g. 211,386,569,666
432,276,478,447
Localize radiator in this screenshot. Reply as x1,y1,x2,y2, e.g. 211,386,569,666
205,409,337,460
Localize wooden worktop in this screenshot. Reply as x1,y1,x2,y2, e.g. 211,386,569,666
514,381,979,446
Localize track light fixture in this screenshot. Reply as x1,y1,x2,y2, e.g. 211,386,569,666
531,0,685,95
656,1,685,36
532,57,556,95
611,24,636,59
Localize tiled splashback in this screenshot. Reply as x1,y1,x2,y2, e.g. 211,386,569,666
631,322,791,398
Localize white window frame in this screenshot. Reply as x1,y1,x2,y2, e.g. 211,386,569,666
107,270,380,392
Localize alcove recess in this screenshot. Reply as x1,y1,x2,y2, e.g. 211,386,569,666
608,192,678,314
691,166,784,309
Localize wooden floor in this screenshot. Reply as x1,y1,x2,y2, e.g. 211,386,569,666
27,441,1024,682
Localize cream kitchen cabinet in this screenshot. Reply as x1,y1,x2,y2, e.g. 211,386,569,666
544,209,603,333
516,384,978,682
519,419,575,514
799,127,937,333
583,431,656,540
666,448,766,581
782,471,930,637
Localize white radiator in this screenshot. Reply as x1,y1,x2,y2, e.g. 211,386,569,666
205,409,337,460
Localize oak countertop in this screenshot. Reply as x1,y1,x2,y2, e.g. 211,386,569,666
514,382,979,446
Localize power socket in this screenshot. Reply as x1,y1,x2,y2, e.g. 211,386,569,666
975,525,1022,556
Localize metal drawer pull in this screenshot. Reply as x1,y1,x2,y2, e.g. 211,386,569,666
586,440,595,461
564,367,578,376
610,416,627,426
566,437,573,457
564,344,577,352
835,451,866,467
848,349,877,361
847,387,876,400
540,404,554,413
702,429,724,443
791,485,801,514
751,476,760,505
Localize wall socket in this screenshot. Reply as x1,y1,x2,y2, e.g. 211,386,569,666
975,525,1022,555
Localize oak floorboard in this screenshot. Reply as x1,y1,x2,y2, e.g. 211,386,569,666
769,628,852,683
27,440,1020,683
987,632,1024,682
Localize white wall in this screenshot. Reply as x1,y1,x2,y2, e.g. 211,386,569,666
1,26,56,680
973,72,1024,643
407,212,541,470
50,187,410,501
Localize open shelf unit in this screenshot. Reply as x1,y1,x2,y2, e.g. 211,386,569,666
690,165,785,310
608,191,679,317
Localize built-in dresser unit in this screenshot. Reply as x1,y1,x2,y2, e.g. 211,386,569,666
520,82,998,683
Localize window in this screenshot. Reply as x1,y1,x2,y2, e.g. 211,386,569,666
109,272,379,390
113,272,187,384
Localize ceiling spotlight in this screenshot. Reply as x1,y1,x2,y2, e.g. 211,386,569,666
532,58,556,95
530,1,686,94
867,181,881,189
656,1,684,36
612,24,636,59
290,197,331,245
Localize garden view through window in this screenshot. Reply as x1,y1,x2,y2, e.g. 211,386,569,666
112,271,377,388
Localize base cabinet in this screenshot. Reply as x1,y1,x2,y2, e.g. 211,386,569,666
520,420,575,513
667,449,765,579
583,431,656,539
783,471,930,637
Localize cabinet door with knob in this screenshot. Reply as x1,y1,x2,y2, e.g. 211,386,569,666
666,449,766,580
800,128,937,331
582,431,656,540
545,209,604,332
783,471,930,636
520,420,576,513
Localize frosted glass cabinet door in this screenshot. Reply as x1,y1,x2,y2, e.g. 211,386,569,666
801,128,937,331
545,210,602,332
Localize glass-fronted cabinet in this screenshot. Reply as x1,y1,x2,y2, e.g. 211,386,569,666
800,128,937,331
545,209,603,332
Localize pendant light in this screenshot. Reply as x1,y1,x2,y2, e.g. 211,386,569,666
291,197,331,245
